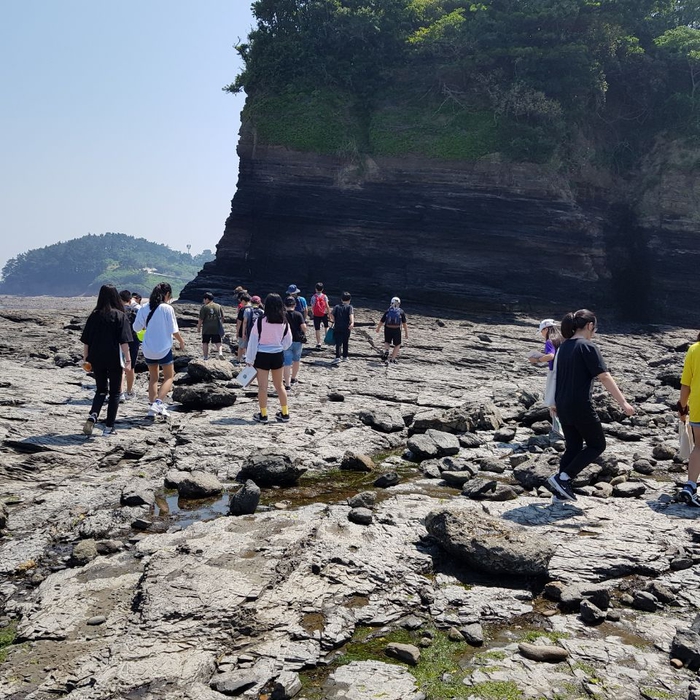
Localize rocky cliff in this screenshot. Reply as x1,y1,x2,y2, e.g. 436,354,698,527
182,127,699,324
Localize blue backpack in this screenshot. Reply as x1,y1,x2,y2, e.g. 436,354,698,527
386,307,402,326
245,307,264,337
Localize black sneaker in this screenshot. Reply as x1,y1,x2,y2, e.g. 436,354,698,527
276,411,290,423
291,378,299,385
677,487,700,506
253,412,269,424
546,474,577,501
381,350,389,361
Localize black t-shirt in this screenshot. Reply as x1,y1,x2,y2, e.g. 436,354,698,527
332,304,353,331
80,309,133,369
236,306,246,337
554,337,608,423
285,310,306,342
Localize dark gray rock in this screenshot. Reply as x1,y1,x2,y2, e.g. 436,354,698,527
461,478,498,500
648,581,678,606
270,670,302,699
0,502,7,530
86,615,106,626
478,457,507,474
120,484,155,507
95,540,122,555
406,433,439,460
385,642,421,666
632,459,655,475
328,391,345,402
177,471,223,498
530,420,552,435
671,628,700,670
210,671,260,695
559,583,610,611
459,623,484,646
509,453,530,468
493,426,516,442
632,591,659,612
459,433,484,449
425,429,460,456
164,470,190,489
347,491,377,509
70,539,98,566
652,443,677,460
172,383,237,409
441,471,476,488
187,358,235,382
512,460,552,490
374,472,399,488
412,401,502,434
518,643,568,663
613,482,647,498
229,480,260,516
348,507,373,525
359,407,405,433
425,508,555,577
519,404,551,427
420,460,443,479
340,451,375,472
238,452,306,486
580,600,606,626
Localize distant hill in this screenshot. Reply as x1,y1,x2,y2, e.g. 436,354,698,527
0,233,215,297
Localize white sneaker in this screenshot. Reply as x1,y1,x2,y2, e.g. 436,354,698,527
102,427,117,437
153,399,169,417
119,392,126,403
147,404,158,418
126,391,136,400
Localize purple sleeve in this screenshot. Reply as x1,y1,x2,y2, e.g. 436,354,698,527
544,340,555,355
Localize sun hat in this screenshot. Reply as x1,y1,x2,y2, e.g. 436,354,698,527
251,295,262,304
391,296,401,306
538,319,556,333
286,284,300,295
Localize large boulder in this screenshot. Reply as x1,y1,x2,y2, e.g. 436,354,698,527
425,508,555,577
172,383,237,410
411,400,502,434
340,452,376,472
359,407,406,433
177,471,224,498
322,661,425,700
407,430,459,461
237,452,307,486
229,480,261,516
512,460,553,490
187,358,235,382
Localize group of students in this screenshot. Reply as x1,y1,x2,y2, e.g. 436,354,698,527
530,309,700,506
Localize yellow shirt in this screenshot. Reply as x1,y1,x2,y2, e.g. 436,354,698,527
681,342,700,423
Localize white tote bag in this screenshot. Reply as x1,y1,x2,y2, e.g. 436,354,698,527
235,365,257,388
543,351,559,408
679,420,694,461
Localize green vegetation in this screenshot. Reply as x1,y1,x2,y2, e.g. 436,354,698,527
228,1,700,169
0,622,17,663
640,689,674,700
471,681,522,700
0,232,214,297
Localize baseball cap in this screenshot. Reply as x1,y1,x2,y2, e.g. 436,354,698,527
286,284,300,295
538,319,556,333
284,296,296,307
251,295,261,304
391,296,401,305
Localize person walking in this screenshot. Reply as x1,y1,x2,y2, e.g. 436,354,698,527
197,292,225,360
80,285,133,437
245,293,292,423
133,282,185,418
240,295,263,365
286,284,308,317
119,289,141,401
309,282,330,349
283,296,308,389
547,309,634,501
375,296,408,363
676,331,700,506
529,318,564,439
330,292,354,365
235,293,252,364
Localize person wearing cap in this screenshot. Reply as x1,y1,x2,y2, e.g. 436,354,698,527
197,292,225,361
530,318,563,439
286,284,308,317
233,286,248,309
235,293,251,364
375,297,408,364
283,296,308,389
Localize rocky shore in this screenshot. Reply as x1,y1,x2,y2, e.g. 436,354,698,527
1,296,699,700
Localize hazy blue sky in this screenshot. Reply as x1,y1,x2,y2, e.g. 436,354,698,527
0,1,255,272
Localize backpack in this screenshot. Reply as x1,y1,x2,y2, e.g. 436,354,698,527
256,316,289,339
386,307,402,326
295,297,307,315
312,294,327,317
245,306,264,337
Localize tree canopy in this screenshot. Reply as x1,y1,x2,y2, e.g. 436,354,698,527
0,233,214,297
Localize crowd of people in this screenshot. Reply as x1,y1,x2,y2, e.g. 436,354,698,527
79,285,699,508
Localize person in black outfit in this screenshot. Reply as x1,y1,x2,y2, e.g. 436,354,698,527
330,292,354,364
547,309,635,501
80,285,133,437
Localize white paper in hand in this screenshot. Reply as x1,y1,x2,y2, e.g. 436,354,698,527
236,366,257,387
528,350,544,359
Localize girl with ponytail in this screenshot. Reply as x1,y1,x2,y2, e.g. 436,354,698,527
133,283,185,417
546,309,635,502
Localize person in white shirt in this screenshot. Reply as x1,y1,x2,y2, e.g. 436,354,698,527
133,283,185,417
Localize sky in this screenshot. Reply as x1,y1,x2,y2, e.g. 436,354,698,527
0,1,255,273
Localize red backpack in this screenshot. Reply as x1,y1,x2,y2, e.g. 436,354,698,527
312,294,327,316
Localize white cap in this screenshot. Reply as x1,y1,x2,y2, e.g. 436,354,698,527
391,296,401,306
538,318,556,333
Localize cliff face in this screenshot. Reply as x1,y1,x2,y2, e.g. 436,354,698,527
181,130,699,324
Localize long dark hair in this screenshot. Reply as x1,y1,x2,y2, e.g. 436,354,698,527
561,309,596,339
545,325,563,348
146,282,172,326
93,285,123,316
263,293,285,324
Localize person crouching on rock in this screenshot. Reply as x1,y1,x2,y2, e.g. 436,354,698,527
546,309,634,502
80,285,133,437
133,282,185,418
530,318,563,439
245,293,292,423
676,331,700,506
376,296,408,363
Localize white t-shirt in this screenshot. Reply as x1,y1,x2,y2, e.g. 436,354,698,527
134,302,179,360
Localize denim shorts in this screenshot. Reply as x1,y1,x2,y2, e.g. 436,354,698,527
145,350,173,366
690,421,700,428
284,341,303,366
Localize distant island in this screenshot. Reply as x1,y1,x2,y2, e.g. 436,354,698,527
0,232,214,297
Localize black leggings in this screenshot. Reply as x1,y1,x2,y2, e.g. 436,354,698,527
334,328,350,358
560,419,606,479
90,365,123,428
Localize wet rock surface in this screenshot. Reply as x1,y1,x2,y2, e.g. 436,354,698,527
0,297,698,700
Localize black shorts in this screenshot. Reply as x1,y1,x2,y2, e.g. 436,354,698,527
253,351,284,371
313,315,329,330
128,340,140,367
202,333,222,344
384,327,402,346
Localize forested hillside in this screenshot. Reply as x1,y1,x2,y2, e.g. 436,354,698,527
0,233,214,297
229,0,700,168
